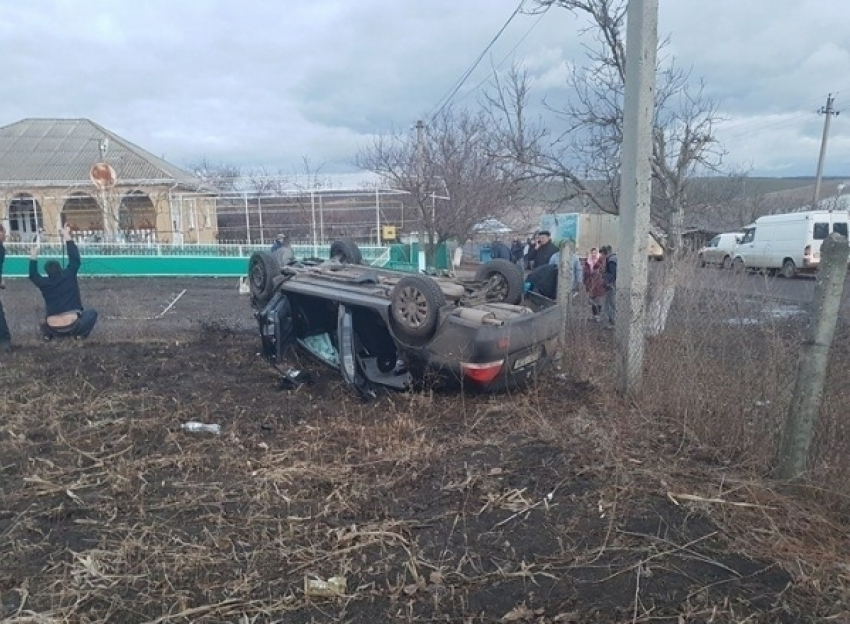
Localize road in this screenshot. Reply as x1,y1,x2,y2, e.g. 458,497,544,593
688,265,819,304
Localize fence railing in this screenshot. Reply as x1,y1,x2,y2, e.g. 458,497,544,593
1,241,447,278
2,242,391,264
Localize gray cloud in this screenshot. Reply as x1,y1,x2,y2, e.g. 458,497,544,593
1,0,848,178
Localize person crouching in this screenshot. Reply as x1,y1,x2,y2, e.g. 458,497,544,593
29,225,98,341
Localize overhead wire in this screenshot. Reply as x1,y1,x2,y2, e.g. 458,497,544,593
427,0,528,122
718,89,847,141
453,7,548,107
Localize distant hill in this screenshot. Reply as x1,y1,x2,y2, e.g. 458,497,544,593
503,176,849,235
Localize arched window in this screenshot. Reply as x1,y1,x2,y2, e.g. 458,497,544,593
119,190,156,237
62,193,102,235
7,194,44,242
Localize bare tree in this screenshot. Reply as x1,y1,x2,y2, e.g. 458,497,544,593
532,0,725,254
356,106,527,265
484,65,613,213
186,158,241,192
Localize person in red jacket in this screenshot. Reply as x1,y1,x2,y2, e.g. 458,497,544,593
29,225,98,341
582,247,607,322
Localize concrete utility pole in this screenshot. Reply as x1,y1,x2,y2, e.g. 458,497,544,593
776,234,849,480
557,239,576,354
812,94,839,208
614,0,658,395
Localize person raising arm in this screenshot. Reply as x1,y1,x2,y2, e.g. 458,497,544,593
29,225,98,340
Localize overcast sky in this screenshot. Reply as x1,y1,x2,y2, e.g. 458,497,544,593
2,0,848,182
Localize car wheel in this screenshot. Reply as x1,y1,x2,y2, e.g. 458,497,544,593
732,258,745,274
248,251,281,304
474,259,524,304
390,275,446,342
330,239,362,264
721,255,732,270
781,259,796,279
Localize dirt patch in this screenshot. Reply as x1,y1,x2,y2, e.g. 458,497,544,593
0,278,847,622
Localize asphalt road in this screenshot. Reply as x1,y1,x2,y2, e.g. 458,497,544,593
688,265,819,304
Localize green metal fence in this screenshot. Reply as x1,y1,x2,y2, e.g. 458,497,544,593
1,242,449,278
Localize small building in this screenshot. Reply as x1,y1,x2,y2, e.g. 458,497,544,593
0,118,216,244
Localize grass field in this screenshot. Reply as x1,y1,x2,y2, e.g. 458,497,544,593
0,276,848,622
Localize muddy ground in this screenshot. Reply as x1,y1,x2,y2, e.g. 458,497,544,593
0,278,848,623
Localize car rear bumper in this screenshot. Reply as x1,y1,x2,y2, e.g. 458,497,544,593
406,302,562,392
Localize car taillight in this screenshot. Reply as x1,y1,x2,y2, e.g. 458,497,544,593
461,360,504,384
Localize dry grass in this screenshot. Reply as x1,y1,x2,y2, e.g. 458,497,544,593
1,274,849,621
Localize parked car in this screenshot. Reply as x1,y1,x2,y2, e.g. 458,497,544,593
732,210,849,277
248,240,562,395
698,232,741,269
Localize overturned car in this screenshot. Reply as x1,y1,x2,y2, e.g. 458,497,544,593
248,240,561,394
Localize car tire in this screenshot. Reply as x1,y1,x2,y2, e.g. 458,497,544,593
390,275,446,342
781,259,796,279
732,257,745,274
721,255,732,270
474,259,524,304
330,239,362,264
248,251,281,304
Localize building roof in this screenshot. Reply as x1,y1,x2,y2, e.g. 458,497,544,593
0,118,206,190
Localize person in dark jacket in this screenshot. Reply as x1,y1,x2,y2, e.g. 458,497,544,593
510,239,524,263
0,224,11,351
524,230,558,269
271,233,294,264
489,238,512,261
29,225,98,340
599,245,618,327
270,233,287,252
524,263,558,299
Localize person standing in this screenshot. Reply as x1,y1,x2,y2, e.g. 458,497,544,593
548,249,583,294
599,245,618,327
271,233,287,252
29,224,98,340
271,233,294,264
510,239,524,264
525,230,559,269
582,247,607,322
489,237,512,260
0,224,11,352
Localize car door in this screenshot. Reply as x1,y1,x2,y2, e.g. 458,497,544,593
736,227,757,268
703,236,721,264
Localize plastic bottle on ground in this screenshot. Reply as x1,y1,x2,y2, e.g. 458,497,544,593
180,421,221,434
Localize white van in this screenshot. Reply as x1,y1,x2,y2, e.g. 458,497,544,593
698,232,741,269
732,210,849,277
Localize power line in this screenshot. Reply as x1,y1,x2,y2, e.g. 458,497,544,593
719,112,814,141
427,0,527,122
453,8,548,107
719,89,847,140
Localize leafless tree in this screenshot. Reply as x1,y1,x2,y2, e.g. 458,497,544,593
531,0,726,254
186,158,241,192
356,106,528,264
484,65,612,214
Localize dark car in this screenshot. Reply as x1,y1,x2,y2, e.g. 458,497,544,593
248,239,561,395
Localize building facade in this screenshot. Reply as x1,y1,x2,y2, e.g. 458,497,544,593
0,118,216,244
